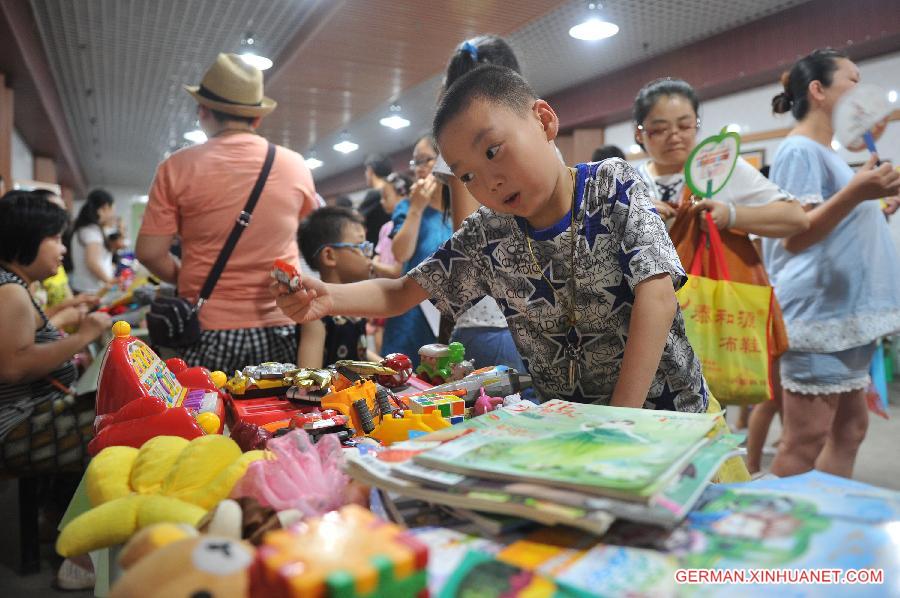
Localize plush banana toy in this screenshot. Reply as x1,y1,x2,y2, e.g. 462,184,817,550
57,435,265,557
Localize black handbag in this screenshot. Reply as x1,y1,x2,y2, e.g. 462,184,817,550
147,142,276,348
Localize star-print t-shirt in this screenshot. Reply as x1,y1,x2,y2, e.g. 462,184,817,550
409,158,707,411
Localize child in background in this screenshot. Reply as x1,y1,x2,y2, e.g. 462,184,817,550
296,207,378,368
275,66,706,412
371,172,411,279
380,135,452,366
369,172,410,354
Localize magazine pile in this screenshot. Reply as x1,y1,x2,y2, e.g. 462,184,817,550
345,399,744,535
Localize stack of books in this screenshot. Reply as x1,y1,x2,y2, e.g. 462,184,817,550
346,399,744,535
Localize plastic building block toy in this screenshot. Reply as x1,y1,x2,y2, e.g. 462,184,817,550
409,394,465,419
252,505,428,598
415,342,473,385
271,259,302,292
368,409,451,446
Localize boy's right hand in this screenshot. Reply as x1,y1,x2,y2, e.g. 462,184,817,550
270,277,333,324
849,154,900,202
79,311,112,342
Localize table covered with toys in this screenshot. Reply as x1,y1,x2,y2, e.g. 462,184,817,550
56,321,900,598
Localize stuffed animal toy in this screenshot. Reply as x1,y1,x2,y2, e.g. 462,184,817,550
230,429,349,516
110,529,254,598
57,435,265,557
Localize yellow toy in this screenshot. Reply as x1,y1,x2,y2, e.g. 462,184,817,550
57,435,265,557
321,379,378,435
368,409,451,445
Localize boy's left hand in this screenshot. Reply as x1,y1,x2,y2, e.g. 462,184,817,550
691,199,729,230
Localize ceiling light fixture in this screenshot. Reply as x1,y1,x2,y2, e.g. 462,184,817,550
889,89,898,103
726,123,742,134
333,132,359,154
380,104,410,129
183,129,207,144
305,156,323,170
831,139,841,151
239,33,273,71
569,2,619,41
628,144,642,155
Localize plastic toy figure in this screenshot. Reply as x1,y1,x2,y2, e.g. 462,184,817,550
415,342,472,384
271,259,302,293
473,387,504,416
376,353,413,387
333,360,397,378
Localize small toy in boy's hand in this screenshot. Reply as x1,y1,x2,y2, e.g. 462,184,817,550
271,259,302,293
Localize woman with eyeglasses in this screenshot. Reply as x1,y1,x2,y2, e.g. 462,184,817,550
381,135,452,366
632,78,808,469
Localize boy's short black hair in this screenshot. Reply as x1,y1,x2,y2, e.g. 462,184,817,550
298,206,365,271
592,145,626,162
433,65,536,141
364,154,392,179
0,190,69,265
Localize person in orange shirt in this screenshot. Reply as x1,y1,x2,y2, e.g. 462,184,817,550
137,53,318,373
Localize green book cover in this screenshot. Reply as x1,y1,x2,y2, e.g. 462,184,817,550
415,399,720,500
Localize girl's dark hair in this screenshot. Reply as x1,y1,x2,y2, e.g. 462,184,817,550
443,35,521,91
73,188,114,231
70,188,114,258
632,77,700,126
0,190,69,266
385,172,413,197
772,48,848,120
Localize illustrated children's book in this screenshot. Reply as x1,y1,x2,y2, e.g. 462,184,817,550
654,472,900,597
414,399,722,501
396,433,744,528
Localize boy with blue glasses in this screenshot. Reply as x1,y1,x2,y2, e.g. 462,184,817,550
297,207,377,367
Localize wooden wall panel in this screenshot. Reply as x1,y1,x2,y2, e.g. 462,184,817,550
0,74,12,193
33,155,57,184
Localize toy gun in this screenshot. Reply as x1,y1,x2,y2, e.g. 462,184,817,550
410,366,532,404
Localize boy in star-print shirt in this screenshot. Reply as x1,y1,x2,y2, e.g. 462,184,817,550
272,65,707,411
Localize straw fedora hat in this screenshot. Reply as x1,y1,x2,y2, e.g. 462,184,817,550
184,53,276,117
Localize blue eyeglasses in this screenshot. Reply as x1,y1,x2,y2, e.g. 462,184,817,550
312,241,374,259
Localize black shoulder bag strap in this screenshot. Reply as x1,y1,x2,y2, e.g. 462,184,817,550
195,142,276,311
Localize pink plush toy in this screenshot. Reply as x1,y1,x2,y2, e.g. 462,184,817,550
230,429,349,517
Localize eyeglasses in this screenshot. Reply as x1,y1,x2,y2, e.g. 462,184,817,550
312,241,374,260
409,156,436,168
637,118,700,141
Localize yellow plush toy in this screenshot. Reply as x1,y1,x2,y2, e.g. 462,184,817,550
57,435,265,557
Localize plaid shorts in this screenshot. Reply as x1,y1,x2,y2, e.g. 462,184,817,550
1,393,94,475
181,325,299,374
